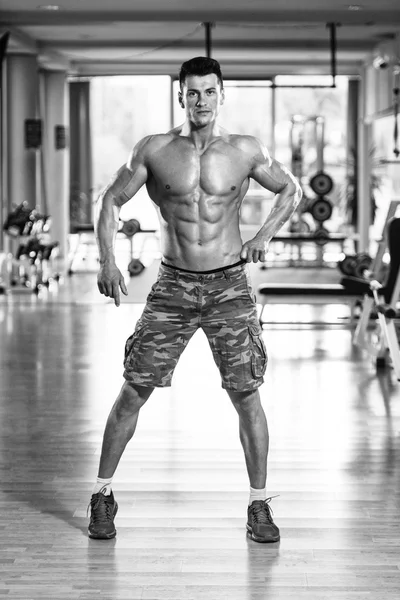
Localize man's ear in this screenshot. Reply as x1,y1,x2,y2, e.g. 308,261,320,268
178,91,185,109
220,88,225,105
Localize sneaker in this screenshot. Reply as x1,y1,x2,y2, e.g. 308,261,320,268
88,490,118,539
247,497,280,543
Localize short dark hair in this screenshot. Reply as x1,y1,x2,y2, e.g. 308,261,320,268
179,56,224,89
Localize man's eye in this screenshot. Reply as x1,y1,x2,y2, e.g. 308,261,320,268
207,91,215,95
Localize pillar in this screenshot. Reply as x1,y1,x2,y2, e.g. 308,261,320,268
357,66,371,252
346,79,358,227
42,70,69,257
6,54,40,211
69,81,93,225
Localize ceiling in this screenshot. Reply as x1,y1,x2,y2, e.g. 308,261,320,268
1,0,400,78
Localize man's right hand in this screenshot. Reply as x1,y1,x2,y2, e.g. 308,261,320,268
97,262,128,307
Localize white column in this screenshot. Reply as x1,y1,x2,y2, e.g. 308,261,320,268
357,65,371,253
6,54,40,210
42,70,70,258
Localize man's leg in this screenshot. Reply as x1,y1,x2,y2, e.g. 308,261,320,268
88,381,153,539
227,387,279,543
98,381,154,478
227,388,268,489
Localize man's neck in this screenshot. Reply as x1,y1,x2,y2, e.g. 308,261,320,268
180,120,222,151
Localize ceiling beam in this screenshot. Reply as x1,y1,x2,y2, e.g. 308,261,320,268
1,10,400,26
38,39,373,51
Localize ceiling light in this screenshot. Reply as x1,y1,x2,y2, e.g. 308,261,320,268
37,4,61,10
348,4,363,9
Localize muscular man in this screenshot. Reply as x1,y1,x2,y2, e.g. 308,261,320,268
88,57,302,543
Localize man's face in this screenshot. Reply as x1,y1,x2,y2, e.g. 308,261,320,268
179,74,224,127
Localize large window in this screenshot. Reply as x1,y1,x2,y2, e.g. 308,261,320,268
91,76,171,228
274,76,348,229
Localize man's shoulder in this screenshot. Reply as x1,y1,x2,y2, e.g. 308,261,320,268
224,134,262,153
138,132,176,153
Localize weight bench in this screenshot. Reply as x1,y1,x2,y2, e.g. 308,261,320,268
257,280,366,327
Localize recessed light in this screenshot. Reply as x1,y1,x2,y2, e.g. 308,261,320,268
348,4,363,9
37,4,61,10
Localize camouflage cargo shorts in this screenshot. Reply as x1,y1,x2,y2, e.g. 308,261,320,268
123,259,267,391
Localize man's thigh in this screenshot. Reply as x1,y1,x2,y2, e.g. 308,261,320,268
203,315,268,392
123,318,197,387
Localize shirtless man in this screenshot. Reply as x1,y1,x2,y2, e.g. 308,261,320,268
88,57,302,543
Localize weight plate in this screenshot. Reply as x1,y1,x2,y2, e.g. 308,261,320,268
313,227,330,246
354,254,372,279
309,172,334,196
290,218,311,233
338,255,357,276
128,258,145,276
310,198,333,223
121,218,141,238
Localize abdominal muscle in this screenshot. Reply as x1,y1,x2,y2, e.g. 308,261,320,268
157,194,244,271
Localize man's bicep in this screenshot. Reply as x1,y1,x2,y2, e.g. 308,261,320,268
105,160,148,205
252,156,297,194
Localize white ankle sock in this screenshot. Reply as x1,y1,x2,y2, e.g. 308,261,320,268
249,485,266,506
92,477,113,496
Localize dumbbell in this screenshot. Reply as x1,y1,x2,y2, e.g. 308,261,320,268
128,258,145,276
338,252,372,278
309,171,334,196
313,227,330,246
121,219,141,238
309,198,333,223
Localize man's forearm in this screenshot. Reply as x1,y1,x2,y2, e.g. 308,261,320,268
256,184,302,243
94,192,121,265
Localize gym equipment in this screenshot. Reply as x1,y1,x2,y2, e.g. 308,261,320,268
310,197,333,223
309,172,334,196
127,258,145,276
119,219,158,277
338,252,372,278
121,218,141,238
353,217,400,379
289,217,311,234
3,204,60,293
257,279,365,327
313,226,330,246
68,218,158,275
0,252,11,294
338,199,400,280
3,202,35,237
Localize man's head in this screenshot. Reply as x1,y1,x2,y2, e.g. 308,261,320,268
179,56,224,90
178,57,225,127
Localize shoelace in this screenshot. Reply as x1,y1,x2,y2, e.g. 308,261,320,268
87,495,113,522
252,496,279,524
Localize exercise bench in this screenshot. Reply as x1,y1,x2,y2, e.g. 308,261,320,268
257,281,365,327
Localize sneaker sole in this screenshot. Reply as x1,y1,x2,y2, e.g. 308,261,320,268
88,502,118,540
246,523,280,543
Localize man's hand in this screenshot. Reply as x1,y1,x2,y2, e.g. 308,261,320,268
97,262,128,307
240,236,269,263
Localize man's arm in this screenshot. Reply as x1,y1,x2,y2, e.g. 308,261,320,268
94,136,151,305
240,139,302,263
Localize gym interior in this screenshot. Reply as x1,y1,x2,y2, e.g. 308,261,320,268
1,2,400,599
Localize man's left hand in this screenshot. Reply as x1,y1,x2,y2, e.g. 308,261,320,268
240,237,269,263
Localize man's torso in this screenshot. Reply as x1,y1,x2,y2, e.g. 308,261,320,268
143,132,258,270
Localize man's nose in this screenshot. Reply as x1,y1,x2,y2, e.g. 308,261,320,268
196,95,207,106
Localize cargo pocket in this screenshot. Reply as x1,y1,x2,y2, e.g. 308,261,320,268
123,322,145,370
248,323,267,379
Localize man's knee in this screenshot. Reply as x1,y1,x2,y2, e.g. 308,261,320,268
114,381,154,417
227,388,261,416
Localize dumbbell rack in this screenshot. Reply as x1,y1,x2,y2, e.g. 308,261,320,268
7,232,60,294
2,205,61,294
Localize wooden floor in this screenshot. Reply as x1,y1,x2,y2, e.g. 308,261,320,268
1,269,400,600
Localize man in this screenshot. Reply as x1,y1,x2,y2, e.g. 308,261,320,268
89,57,302,543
